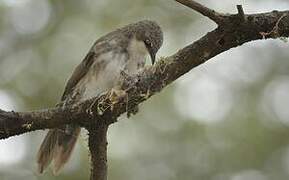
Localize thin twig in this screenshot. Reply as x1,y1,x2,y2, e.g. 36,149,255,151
175,0,224,24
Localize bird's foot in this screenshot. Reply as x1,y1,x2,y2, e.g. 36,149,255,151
108,88,138,118
109,88,127,111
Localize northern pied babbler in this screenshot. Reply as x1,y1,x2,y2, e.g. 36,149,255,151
37,20,163,175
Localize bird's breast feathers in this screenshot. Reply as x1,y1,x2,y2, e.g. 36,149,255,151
126,37,149,72
74,37,148,101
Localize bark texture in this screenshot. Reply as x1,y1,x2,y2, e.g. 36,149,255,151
87,122,109,180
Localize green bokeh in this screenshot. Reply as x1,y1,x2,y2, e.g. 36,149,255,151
0,0,289,180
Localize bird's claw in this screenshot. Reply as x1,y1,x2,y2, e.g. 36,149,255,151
109,88,127,111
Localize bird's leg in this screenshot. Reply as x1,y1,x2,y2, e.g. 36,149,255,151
108,70,133,105
108,87,139,118
88,71,141,117
108,87,127,111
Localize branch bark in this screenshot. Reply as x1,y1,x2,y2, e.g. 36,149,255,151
0,1,289,180
1,8,288,140
87,122,109,180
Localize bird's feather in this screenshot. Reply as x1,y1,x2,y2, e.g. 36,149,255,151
61,33,129,102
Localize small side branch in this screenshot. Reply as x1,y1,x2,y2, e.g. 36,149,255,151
175,0,224,24
237,5,246,21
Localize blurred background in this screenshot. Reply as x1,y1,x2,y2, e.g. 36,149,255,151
0,0,289,179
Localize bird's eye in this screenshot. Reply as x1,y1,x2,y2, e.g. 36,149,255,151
145,39,152,47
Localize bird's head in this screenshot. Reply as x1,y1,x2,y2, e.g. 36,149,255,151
126,20,163,65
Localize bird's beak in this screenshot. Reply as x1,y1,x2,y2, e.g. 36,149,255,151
148,49,156,65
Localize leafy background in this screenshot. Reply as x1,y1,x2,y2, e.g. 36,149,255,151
0,0,289,180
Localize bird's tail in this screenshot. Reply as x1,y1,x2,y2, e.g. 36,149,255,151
37,126,80,175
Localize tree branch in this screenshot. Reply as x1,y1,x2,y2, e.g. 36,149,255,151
175,0,225,24
87,122,108,180
0,8,289,140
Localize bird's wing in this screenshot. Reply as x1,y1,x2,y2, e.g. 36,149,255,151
60,33,129,102
60,51,96,101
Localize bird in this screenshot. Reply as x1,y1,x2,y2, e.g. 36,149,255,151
36,20,163,175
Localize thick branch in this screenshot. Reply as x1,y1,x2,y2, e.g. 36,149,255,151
0,9,289,140
0,104,89,139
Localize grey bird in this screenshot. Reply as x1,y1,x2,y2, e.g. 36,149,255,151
37,20,163,175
